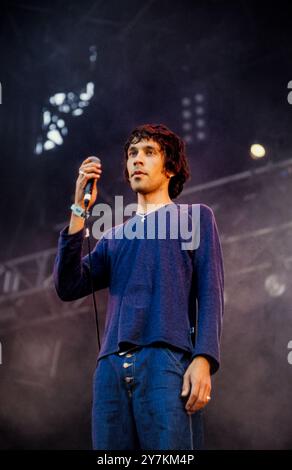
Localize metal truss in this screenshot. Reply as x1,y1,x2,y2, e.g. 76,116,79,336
1,157,292,331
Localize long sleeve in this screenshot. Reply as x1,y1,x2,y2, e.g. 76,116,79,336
53,225,110,302
191,204,224,375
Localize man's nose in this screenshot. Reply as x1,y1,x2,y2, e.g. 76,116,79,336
133,152,144,164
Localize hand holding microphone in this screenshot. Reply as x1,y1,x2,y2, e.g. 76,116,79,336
75,156,102,210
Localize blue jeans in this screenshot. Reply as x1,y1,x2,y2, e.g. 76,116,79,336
91,344,204,450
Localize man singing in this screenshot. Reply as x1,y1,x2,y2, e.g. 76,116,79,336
53,123,224,450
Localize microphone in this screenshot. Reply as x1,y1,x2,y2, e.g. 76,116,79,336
83,156,101,207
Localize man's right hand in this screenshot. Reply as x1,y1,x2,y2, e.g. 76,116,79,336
75,157,102,210
68,157,102,235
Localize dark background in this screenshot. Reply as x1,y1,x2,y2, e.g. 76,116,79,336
0,0,292,449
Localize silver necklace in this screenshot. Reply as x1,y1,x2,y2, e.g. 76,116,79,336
136,208,159,222
136,211,147,222
136,203,170,222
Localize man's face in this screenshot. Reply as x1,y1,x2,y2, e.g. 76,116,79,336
126,138,172,195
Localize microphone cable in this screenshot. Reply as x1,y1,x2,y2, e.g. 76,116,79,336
83,206,101,351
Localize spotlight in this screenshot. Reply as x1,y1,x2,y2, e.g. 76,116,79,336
80,82,94,101
250,143,266,159
264,274,286,297
181,97,191,106
195,106,204,116
35,80,95,154
72,108,83,116
51,93,66,106
194,93,204,103
44,140,55,151
180,88,208,144
34,142,43,155
89,45,97,63
57,119,65,128
43,110,51,126
182,122,192,131
47,130,63,145
58,104,70,113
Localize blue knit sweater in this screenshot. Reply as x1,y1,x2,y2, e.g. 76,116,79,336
53,203,224,375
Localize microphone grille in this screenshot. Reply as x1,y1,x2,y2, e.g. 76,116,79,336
87,156,101,164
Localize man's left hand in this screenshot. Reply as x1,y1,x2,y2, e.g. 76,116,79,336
181,356,212,415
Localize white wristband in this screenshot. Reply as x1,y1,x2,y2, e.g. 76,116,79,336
70,203,86,219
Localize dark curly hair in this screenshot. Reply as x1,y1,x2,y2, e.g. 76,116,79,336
123,123,191,199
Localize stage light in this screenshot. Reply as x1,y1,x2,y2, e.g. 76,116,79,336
182,122,192,131
250,143,266,159
34,142,43,155
264,274,286,297
58,104,70,113
80,82,94,101
61,127,68,136
67,92,76,101
35,81,95,154
181,97,191,106
89,45,97,63
195,118,205,128
44,140,55,150
197,131,206,141
180,88,208,144
57,119,65,128
182,109,192,119
194,93,204,103
47,129,63,145
43,110,51,126
72,108,83,116
184,135,193,144
49,93,66,106
195,106,204,115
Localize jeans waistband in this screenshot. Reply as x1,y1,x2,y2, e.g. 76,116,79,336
117,345,142,356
